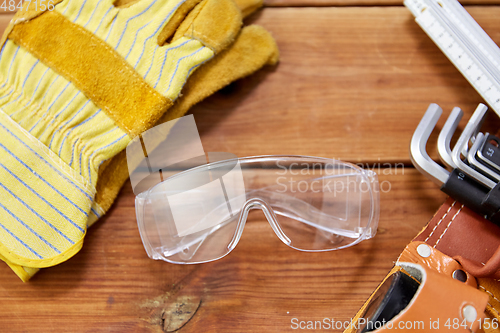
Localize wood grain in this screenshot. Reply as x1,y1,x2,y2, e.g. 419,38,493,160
0,13,11,28
264,0,500,5
0,4,498,333
0,0,497,14
0,170,447,332
192,6,500,164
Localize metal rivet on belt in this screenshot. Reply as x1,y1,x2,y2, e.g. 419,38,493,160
462,305,477,322
416,244,432,258
452,269,467,282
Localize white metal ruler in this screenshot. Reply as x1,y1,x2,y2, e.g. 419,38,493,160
405,0,500,117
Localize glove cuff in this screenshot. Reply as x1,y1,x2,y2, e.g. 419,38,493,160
0,108,93,268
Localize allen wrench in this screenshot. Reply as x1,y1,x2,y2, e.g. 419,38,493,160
477,134,500,175
437,106,462,170
468,133,500,182
451,104,495,189
411,103,500,223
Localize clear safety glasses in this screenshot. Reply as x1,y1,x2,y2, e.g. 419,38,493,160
126,116,380,264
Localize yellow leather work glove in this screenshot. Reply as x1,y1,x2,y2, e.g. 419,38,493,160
1,0,279,282
0,0,244,281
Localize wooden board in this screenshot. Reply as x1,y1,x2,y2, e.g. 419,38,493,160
0,4,499,333
264,0,500,6
193,6,500,164
1,0,497,13
1,2,500,12
0,170,447,332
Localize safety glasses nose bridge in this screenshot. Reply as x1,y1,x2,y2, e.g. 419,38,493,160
226,198,292,252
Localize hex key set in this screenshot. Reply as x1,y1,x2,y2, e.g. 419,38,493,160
411,103,500,223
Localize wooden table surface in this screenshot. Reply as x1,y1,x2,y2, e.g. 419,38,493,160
1,1,500,332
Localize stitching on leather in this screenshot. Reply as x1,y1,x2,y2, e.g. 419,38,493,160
488,302,500,317
425,200,456,243
186,30,218,52
434,204,464,247
480,286,500,318
480,285,500,305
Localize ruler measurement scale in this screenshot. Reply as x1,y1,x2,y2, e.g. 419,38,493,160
405,0,500,117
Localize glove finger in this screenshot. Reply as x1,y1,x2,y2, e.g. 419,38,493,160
172,0,242,54
114,0,260,18
157,0,203,46
60,0,197,52
158,0,261,45
168,24,278,118
147,0,243,101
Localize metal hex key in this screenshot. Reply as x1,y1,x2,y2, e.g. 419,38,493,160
468,133,500,182
411,103,500,223
410,103,450,186
437,106,463,170
451,104,495,189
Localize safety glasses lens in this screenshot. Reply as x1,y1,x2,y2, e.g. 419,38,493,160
136,157,379,263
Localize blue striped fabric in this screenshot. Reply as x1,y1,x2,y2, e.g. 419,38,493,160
0,109,91,263
0,211,44,260
0,172,75,244
0,163,84,235
0,183,62,255
0,120,94,202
